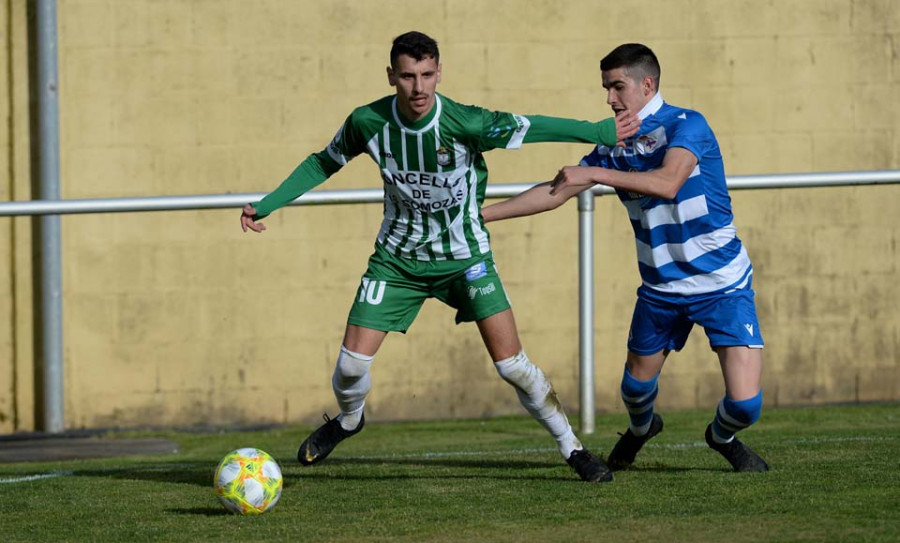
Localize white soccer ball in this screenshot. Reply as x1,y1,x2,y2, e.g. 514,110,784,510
213,447,283,515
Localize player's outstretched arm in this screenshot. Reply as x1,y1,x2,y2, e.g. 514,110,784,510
239,149,344,233
240,203,266,233
550,147,698,199
482,180,588,223
518,110,640,148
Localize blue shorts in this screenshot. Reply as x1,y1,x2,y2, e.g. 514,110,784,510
627,287,764,355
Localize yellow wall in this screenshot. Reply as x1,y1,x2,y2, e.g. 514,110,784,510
1,0,898,432
1,0,34,433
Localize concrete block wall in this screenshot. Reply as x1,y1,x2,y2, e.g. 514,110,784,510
0,0,897,432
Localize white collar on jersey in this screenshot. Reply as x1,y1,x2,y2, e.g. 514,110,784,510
391,94,443,133
637,92,664,120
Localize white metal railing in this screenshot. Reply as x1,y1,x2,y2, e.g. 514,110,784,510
2,170,899,217
1,170,898,433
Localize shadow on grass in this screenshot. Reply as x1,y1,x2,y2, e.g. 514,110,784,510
281,456,734,482
166,507,230,517
317,456,719,473
68,463,212,488
327,456,560,469
68,462,297,490
618,465,724,473
55,455,732,487
284,457,593,483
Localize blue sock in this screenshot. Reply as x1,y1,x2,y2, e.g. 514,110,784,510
711,391,763,444
620,366,659,436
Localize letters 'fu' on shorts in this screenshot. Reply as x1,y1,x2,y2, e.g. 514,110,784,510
348,244,511,333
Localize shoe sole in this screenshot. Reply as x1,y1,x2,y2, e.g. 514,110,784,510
586,470,614,483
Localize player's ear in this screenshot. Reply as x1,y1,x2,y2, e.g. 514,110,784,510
436,63,442,84
642,76,654,96
387,66,396,87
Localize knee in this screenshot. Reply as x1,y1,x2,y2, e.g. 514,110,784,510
335,346,374,380
495,351,544,389
625,350,666,381
621,365,659,398
723,390,763,425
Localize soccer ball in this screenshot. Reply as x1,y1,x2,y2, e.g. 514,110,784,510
214,447,283,515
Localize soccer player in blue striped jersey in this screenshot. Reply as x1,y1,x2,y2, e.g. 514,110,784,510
240,32,641,482
483,43,769,472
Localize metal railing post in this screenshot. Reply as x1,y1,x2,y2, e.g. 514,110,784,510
577,189,596,434
35,0,64,433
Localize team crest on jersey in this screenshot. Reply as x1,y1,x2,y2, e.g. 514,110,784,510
634,134,659,154
632,127,667,156
436,147,452,167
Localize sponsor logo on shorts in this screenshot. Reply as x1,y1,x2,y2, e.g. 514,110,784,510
465,262,488,281
467,281,496,299
744,323,755,336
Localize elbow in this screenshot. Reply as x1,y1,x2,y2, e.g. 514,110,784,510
659,187,680,200
656,180,684,200
657,176,688,199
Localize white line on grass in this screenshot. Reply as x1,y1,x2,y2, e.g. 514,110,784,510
1,436,894,484
0,471,73,483
0,463,205,485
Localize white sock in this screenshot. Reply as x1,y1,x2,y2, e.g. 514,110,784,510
495,351,583,458
332,346,373,431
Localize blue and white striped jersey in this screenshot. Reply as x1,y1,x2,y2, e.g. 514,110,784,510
580,93,753,299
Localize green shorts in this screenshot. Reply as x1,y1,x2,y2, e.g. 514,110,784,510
347,244,511,333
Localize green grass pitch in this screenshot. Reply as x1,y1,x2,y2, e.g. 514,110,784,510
1,404,897,542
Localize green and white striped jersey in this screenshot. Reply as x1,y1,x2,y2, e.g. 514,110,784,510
253,93,618,261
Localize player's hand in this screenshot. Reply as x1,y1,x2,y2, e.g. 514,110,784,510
549,166,594,196
240,203,266,233
614,110,640,146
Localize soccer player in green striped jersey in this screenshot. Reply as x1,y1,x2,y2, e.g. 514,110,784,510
240,31,640,482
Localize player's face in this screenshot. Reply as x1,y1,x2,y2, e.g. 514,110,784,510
602,67,654,116
387,54,442,122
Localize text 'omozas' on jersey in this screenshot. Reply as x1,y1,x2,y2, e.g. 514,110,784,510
253,93,620,262
580,93,753,300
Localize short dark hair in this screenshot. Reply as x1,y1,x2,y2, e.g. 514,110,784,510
390,31,440,67
600,43,661,89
